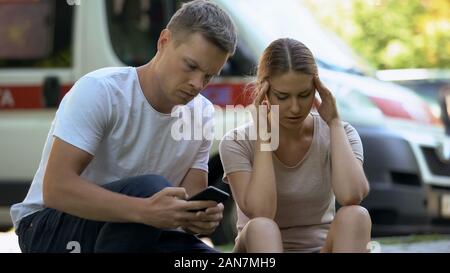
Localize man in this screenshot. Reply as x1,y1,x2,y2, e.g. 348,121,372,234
11,0,237,253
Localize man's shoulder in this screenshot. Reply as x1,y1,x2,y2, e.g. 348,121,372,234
84,66,133,80
62,67,136,109
73,66,137,98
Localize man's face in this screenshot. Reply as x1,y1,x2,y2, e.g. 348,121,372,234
155,31,229,106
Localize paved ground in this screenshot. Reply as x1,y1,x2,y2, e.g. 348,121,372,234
381,240,450,253
376,235,450,253
1,229,449,253
0,230,20,253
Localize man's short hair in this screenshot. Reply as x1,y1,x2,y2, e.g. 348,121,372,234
167,0,237,55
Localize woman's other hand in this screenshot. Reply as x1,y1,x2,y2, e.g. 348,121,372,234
314,75,339,125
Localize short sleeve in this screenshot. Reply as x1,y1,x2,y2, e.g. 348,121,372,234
343,122,364,163
219,131,253,183
191,138,213,172
191,101,215,172
53,76,111,156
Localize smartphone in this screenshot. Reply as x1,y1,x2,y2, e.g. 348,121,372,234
187,186,230,212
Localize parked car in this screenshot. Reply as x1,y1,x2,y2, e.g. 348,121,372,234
214,0,450,238
1,0,450,242
377,68,450,132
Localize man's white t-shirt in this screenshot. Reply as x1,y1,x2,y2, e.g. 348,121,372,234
10,67,214,230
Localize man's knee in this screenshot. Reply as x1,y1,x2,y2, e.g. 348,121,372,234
111,174,172,198
94,222,163,253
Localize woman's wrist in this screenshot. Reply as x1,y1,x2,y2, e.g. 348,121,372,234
327,117,341,128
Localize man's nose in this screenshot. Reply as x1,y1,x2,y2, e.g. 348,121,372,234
189,73,205,92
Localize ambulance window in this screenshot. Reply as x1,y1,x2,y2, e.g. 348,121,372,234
106,0,179,66
0,0,73,68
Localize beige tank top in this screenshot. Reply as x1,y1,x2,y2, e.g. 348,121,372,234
219,112,364,252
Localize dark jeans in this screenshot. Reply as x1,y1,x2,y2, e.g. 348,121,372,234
16,174,218,253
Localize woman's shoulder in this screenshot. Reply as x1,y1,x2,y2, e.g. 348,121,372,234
219,122,255,156
221,122,255,141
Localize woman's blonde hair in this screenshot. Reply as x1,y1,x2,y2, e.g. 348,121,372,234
251,38,318,104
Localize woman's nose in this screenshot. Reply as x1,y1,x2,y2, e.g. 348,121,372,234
290,97,301,114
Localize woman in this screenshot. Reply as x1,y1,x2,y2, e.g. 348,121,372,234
219,38,372,253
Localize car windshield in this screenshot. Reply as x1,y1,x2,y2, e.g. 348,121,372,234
217,0,373,76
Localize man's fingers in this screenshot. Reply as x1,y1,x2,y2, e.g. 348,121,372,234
178,211,201,221
160,187,188,200
184,200,217,211
188,220,219,232
196,204,223,221
199,213,223,222
183,224,203,235
204,203,224,214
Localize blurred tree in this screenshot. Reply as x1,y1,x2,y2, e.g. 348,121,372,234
302,0,450,69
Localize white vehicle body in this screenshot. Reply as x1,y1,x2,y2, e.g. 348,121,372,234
1,0,449,237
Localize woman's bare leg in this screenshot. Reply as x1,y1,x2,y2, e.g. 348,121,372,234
321,205,372,253
233,217,283,253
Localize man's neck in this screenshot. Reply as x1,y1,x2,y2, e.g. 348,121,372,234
136,60,173,114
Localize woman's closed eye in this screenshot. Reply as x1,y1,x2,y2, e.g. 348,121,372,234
298,91,312,98
275,94,288,100
276,92,311,100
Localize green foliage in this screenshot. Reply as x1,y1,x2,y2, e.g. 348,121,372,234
303,0,450,69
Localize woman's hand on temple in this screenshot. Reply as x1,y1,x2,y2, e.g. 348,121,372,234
314,75,339,126
252,81,272,141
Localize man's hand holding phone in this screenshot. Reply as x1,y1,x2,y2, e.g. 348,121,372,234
182,186,230,235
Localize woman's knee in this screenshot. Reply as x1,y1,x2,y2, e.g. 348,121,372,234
244,217,281,237
236,217,282,253
335,205,372,229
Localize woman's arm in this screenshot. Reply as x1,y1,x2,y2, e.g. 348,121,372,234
223,81,277,219
314,75,369,206
226,138,277,219
329,119,370,205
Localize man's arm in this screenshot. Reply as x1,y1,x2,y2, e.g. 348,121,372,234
43,137,212,229
180,168,224,235
180,168,208,197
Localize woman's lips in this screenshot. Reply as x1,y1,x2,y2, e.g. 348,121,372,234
286,116,302,122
